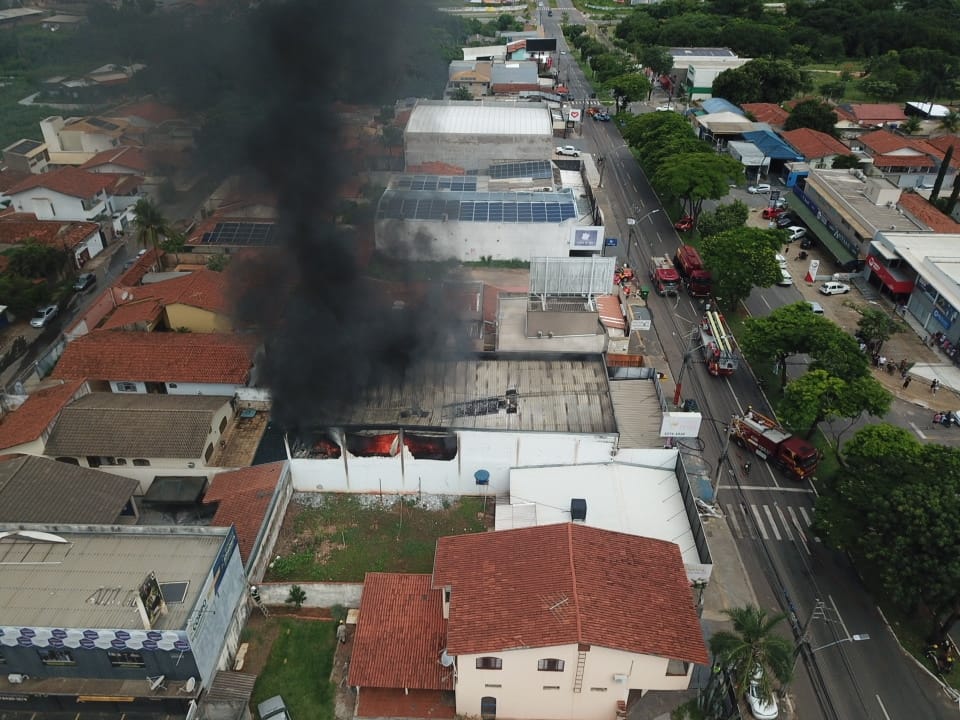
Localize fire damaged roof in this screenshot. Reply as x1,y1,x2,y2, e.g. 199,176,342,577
309,354,617,434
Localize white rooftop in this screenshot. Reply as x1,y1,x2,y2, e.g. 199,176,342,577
406,100,553,137
877,231,960,309
498,461,706,576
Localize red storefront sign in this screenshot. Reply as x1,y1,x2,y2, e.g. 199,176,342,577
867,255,915,294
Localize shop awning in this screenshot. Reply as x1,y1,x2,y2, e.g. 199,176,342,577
871,241,899,260
866,255,915,294
788,200,858,267
596,294,625,330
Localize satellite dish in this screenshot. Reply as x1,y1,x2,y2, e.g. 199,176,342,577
185,676,196,692
440,650,454,667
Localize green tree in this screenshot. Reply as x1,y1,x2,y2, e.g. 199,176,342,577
709,606,793,705
450,86,473,101
591,53,632,84
940,110,960,133
0,272,51,317
285,584,307,610
860,77,899,101
7,240,68,279
698,227,782,310
901,115,923,135
605,72,652,112
711,58,807,105
779,368,891,440
816,426,960,645
696,200,749,237
784,99,838,135
820,81,847,101
637,44,674,78
832,154,862,170
651,152,744,218
856,306,900,354
739,302,868,390
206,254,229,272
133,197,173,254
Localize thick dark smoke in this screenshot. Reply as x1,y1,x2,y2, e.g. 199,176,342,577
164,0,465,428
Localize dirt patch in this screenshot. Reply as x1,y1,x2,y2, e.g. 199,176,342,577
238,612,282,677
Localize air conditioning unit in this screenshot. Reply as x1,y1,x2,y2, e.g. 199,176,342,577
612,673,628,684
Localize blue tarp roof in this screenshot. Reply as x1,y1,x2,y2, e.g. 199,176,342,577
701,98,744,116
742,129,805,161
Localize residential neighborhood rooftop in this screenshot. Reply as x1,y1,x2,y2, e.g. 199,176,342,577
44,392,229,459
0,524,229,630
51,331,255,385
5,166,130,198
203,462,285,564
432,523,709,664
780,127,850,160
406,100,553,136
0,214,100,251
0,379,88,452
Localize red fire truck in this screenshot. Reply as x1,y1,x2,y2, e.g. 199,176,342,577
649,255,681,296
731,407,820,481
699,308,738,376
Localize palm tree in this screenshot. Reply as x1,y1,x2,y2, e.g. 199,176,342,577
708,605,794,705
901,116,922,135
940,110,960,134
132,197,172,254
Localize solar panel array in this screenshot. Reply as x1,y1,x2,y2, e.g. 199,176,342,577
200,222,277,246
378,190,578,223
487,160,553,180
394,175,478,192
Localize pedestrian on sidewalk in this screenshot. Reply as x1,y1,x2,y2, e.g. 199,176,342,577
903,376,912,389
932,378,940,395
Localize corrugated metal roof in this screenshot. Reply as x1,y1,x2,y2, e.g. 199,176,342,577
406,100,552,136
608,379,665,448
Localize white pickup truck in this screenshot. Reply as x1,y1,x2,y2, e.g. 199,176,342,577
555,145,580,157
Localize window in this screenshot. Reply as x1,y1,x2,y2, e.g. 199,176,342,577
476,657,502,670
115,458,127,465
204,443,214,462
169,383,179,388
542,685,560,690
590,687,608,692
116,382,138,392
537,658,565,672
484,684,501,689
39,649,75,666
133,459,151,467
480,696,497,720
55,457,79,465
666,659,690,676
108,650,144,668
219,416,228,433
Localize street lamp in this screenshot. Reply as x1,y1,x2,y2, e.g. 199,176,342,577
626,209,661,254
809,634,871,654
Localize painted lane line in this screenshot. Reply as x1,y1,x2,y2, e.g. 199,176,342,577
910,422,928,440
763,505,782,540
750,504,768,540
775,505,794,541
829,594,851,639
726,505,743,538
876,694,891,720
720,485,814,494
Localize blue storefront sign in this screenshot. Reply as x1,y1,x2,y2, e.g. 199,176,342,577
933,307,953,329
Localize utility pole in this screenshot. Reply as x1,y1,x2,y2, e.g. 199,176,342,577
711,415,736,504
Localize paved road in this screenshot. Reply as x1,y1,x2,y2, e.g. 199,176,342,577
547,5,959,718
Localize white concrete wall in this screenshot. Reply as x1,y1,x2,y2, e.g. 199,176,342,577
456,644,692,720
290,430,618,495
74,229,104,266
11,188,105,221
404,133,555,172
376,218,580,262
253,582,363,608
109,380,148,393
165,382,240,397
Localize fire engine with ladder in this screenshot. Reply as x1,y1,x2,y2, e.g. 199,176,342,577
731,407,820,481
699,307,738,376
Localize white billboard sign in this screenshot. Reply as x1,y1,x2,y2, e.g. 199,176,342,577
660,412,703,438
569,226,603,250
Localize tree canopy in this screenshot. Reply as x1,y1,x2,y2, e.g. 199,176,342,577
784,99,838,135
696,200,749,238
652,153,744,218
816,424,960,645
698,227,782,309
779,368,891,439
709,605,793,703
605,72,652,111
711,59,809,105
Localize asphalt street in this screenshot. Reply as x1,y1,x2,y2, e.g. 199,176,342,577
546,3,960,718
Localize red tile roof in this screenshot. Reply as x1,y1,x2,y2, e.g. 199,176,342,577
80,146,152,173
349,573,453,690
780,128,849,159
0,379,87,451
6,167,116,199
108,100,180,125
898,192,960,233
432,523,708,665
926,134,960,167
51,331,256,385
131,268,230,314
204,462,285,563
872,153,935,169
858,129,937,156
845,103,907,125
117,248,163,286
0,216,100,251
99,298,164,330
741,103,789,126
356,689,455,719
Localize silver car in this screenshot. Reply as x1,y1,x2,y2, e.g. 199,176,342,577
30,304,58,328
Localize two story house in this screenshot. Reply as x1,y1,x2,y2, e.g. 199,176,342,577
349,523,708,720
5,167,142,221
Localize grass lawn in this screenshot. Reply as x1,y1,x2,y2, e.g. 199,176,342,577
267,494,488,582
249,618,336,720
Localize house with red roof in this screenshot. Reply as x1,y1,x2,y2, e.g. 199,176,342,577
52,330,257,396
0,213,104,268
854,129,943,185
102,269,233,332
5,166,143,222
80,145,154,176
840,103,907,129
349,523,708,720
203,461,290,579
0,379,89,457
741,102,789,127
780,128,851,168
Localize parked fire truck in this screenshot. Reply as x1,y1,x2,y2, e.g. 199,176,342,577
731,407,820,481
649,255,681,296
699,308,738,376
674,245,712,297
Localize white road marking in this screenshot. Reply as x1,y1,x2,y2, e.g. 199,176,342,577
829,595,851,639
764,505,782,540
910,422,928,440
776,505,793,540
750,504,769,539
723,485,813,493
760,295,772,310
876,695,891,720
724,377,746,415
726,505,743,538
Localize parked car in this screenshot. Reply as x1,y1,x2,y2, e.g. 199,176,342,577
258,695,291,720
555,145,580,157
594,112,611,122
785,226,807,241
745,678,779,720
775,214,795,229
748,183,772,194
29,304,58,328
772,196,788,209
655,105,674,112
73,272,96,292
800,235,815,249
762,207,786,219
820,281,851,295
674,215,695,232
807,301,825,314
777,268,793,286
775,253,788,269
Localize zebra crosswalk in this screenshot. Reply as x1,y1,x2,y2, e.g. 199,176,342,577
724,502,820,544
